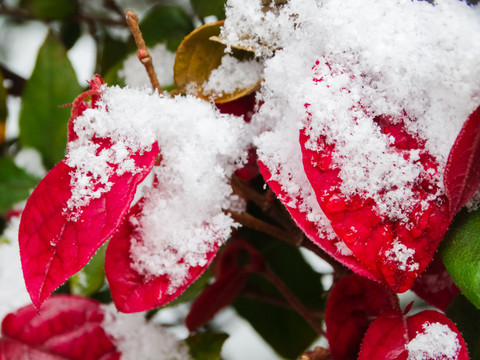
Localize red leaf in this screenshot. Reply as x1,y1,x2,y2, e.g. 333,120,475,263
19,141,158,308
300,66,451,292
19,76,159,308
185,238,265,331
185,268,248,331
410,253,459,311
444,105,480,215
325,274,399,360
258,160,382,282
359,309,469,360
105,200,220,313
0,295,120,360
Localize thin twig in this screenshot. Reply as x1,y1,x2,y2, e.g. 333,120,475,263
262,268,326,336
125,10,162,93
229,211,302,246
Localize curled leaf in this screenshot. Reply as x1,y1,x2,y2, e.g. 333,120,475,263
174,21,261,103
444,105,480,216
325,274,399,360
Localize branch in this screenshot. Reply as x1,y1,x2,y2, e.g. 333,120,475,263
125,10,162,93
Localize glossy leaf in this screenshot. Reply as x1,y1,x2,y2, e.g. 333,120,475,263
325,274,399,360
447,295,480,359
0,157,39,214
0,295,119,359
444,105,480,216
441,208,480,309
186,332,228,360
258,161,381,283
140,5,194,52
70,243,107,297
359,309,469,360
105,200,220,313
20,0,78,20
300,109,450,293
190,0,227,20
19,138,158,308
174,21,261,103
19,32,82,168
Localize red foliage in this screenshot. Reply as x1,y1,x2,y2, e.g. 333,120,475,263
0,296,119,360
444,105,480,215
325,274,399,360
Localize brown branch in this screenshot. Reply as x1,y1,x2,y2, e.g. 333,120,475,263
125,10,162,93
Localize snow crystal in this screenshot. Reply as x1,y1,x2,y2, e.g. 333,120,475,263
0,216,31,320
101,304,191,360
202,55,263,96
406,322,460,360
385,242,419,272
119,43,176,89
66,85,251,293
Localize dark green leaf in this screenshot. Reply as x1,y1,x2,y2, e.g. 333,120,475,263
191,0,226,21
186,332,228,360
0,157,39,213
70,242,107,297
441,208,480,309
21,0,78,20
19,31,82,169
99,32,131,76
446,294,480,359
233,230,324,359
140,5,194,52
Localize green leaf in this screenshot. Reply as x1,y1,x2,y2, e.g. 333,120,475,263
186,332,228,360
233,230,324,359
21,0,78,20
19,31,82,169
0,157,39,214
99,32,131,76
140,5,194,52
70,243,107,297
0,69,7,145
441,208,480,309
446,294,480,359
191,0,227,20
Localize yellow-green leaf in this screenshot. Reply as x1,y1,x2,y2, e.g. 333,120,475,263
441,209,480,309
174,21,261,103
0,69,7,146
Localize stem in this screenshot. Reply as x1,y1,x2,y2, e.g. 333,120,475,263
125,10,162,93
229,211,302,246
242,288,324,319
262,267,326,336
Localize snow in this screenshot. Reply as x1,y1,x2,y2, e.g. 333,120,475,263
222,0,480,240
66,86,251,292
119,43,176,89
385,242,419,272
202,55,263,96
406,322,460,360
102,304,191,360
